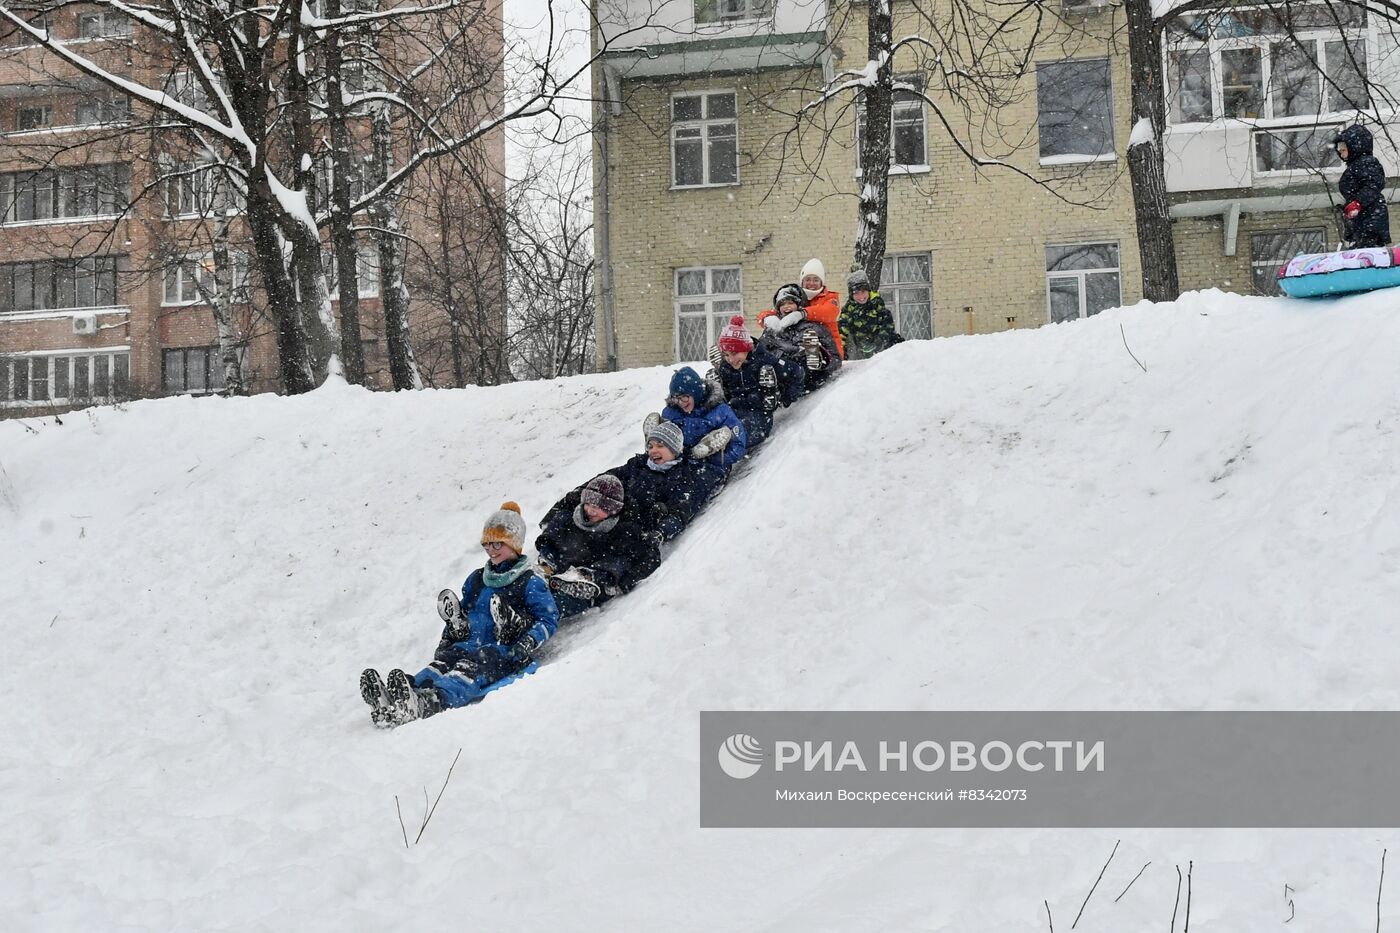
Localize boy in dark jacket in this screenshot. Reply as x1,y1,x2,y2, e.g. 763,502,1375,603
361,502,560,727
1333,125,1391,248
660,366,747,473
708,314,803,448
534,474,662,617
840,270,904,359
610,419,725,540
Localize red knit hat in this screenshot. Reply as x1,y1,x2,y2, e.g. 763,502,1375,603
717,315,753,353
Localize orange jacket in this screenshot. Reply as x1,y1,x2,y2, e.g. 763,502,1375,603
757,289,845,359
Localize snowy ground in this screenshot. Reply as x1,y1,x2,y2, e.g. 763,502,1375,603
3,287,1400,930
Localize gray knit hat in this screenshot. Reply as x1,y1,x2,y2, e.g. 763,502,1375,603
481,501,527,552
581,474,625,515
645,420,685,457
847,269,870,291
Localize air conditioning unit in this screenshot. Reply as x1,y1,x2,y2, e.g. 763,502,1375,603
72,313,98,336
1063,0,1115,14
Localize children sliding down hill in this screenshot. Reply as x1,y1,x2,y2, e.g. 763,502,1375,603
757,284,842,391
658,366,748,473
534,474,663,618
608,419,727,541
361,502,560,728
707,315,804,449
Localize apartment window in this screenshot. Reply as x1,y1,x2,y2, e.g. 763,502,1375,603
326,241,382,298
671,92,738,188
879,253,934,339
163,346,235,394
675,266,741,361
162,253,250,306
1,350,129,404
694,0,772,25
76,98,130,125
165,162,233,217
78,11,132,39
0,257,120,314
1251,228,1325,295
1046,243,1121,323
313,153,368,213
0,165,129,224
16,106,51,131
856,77,928,169
1165,4,1369,124
1036,59,1115,163
1254,124,1342,172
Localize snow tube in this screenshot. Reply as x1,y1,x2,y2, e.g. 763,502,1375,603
1277,247,1400,298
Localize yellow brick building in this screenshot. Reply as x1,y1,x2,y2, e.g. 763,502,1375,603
593,1,1398,369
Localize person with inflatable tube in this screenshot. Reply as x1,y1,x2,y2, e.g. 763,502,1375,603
707,314,804,450
658,366,748,474
757,283,842,391
360,502,560,727
534,474,663,618
1333,125,1391,249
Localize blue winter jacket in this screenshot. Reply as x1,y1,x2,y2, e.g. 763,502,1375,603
661,383,748,472
434,556,559,675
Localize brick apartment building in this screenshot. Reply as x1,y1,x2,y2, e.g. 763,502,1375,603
0,4,504,416
591,0,1399,369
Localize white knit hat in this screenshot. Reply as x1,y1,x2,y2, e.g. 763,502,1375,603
800,258,826,297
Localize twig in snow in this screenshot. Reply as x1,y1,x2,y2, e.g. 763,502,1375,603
1284,883,1295,922
1170,865,1183,933
1114,861,1150,903
413,747,463,845
1184,860,1193,932
1120,323,1148,373
1045,899,1054,932
48,615,58,628
1072,839,1119,929
394,795,409,849
1378,848,1387,933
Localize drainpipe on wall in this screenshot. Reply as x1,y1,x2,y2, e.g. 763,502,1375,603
596,62,620,373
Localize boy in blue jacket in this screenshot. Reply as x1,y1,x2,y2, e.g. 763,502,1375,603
361,502,560,727
658,366,747,474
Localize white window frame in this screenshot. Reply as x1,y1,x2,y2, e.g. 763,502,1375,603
162,253,250,306
164,162,235,218
1163,2,1374,140
326,242,381,299
1035,58,1117,165
694,0,773,27
15,105,52,131
76,10,132,39
673,265,742,361
0,348,130,407
1250,227,1326,294
670,90,740,189
879,252,935,339
0,164,129,226
1045,241,1122,323
855,76,930,174
75,97,130,127
163,345,245,395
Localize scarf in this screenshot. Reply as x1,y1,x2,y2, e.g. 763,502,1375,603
483,554,532,588
646,458,681,473
574,504,620,534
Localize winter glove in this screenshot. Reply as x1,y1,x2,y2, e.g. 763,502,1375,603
505,633,539,664
489,593,530,644
691,425,734,459
763,309,805,334
642,411,661,446
707,344,723,370
1344,200,1362,220
800,328,826,372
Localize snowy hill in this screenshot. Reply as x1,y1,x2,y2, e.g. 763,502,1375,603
4,288,1400,930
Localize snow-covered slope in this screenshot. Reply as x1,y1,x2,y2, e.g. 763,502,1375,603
4,288,1400,930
